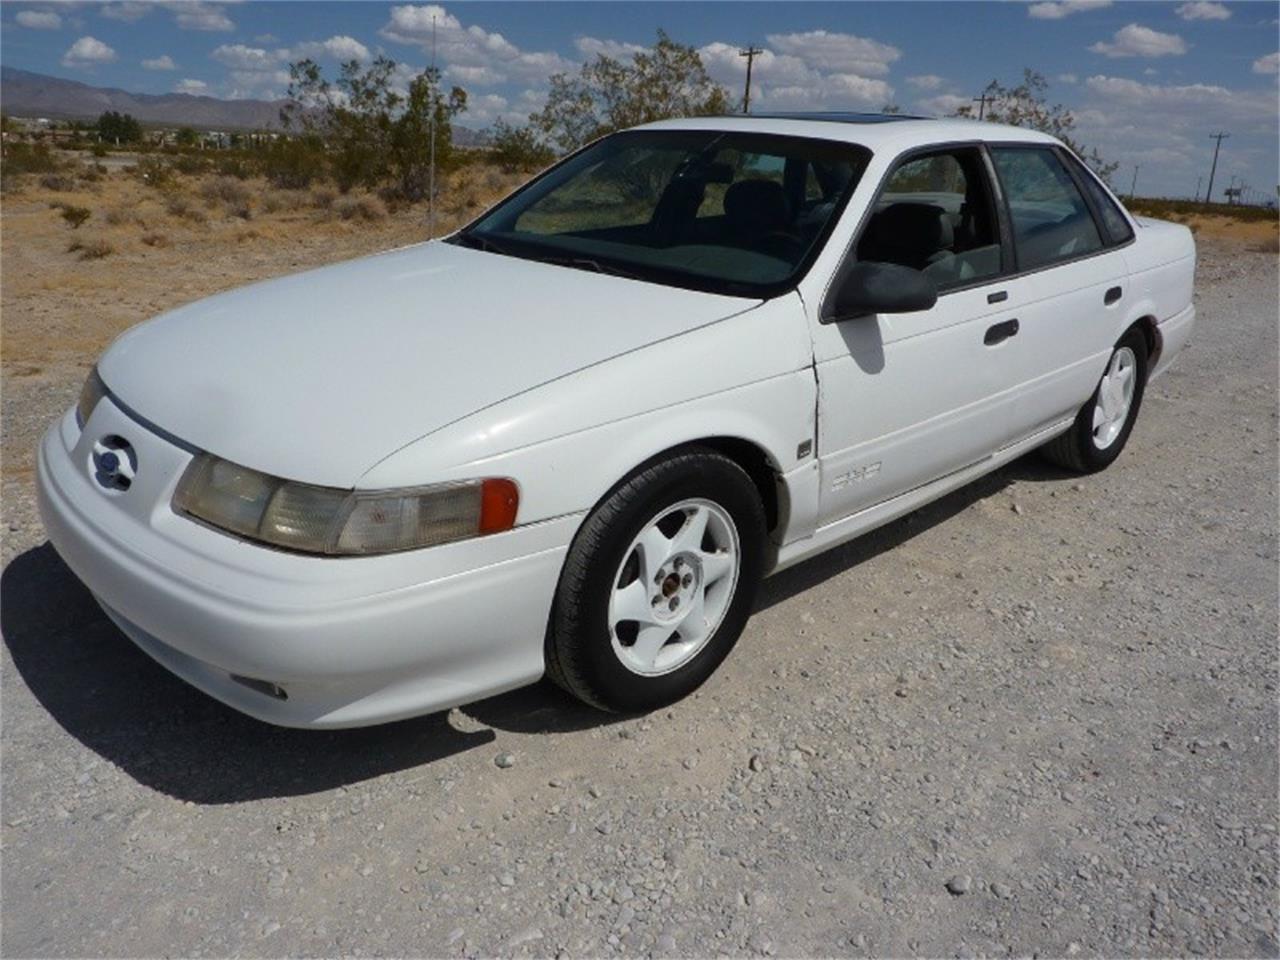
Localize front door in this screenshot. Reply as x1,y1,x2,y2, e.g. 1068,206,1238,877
813,145,1021,526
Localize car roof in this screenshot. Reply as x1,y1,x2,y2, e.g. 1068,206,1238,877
633,113,1059,153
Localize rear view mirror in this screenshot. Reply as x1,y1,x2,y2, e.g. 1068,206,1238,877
823,261,938,322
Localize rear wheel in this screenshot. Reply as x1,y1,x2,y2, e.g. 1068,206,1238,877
1042,327,1148,473
546,449,766,712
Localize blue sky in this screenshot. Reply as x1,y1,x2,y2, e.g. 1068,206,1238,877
3,1,1277,199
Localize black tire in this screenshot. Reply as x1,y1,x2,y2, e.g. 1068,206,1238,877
1042,327,1149,473
545,447,767,713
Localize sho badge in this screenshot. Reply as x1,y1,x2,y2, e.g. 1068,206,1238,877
831,461,881,491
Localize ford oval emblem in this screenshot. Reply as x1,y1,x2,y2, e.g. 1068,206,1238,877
92,436,137,492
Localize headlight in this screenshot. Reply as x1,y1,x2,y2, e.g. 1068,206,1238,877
76,366,107,427
172,453,519,556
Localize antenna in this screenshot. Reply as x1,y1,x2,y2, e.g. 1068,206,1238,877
1205,132,1229,206
428,13,437,238
738,46,762,114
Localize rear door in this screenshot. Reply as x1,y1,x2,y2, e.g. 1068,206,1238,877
812,145,1023,525
986,145,1131,441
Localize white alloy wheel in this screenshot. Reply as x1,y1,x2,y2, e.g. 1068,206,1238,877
608,498,741,677
1092,346,1137,450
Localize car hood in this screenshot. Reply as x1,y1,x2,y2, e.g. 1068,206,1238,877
99,241,756,488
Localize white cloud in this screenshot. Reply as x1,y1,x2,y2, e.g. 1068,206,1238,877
765,30,900,76
292,35,371,62
1057,72,1079,83
444,63,505,85
1175,1,1231,20
574,36,645,60
915,93,971,115
907,74,945,90
61,35,116,68
380,4,573,83
100,2,152,22
1089,24,1188,58
16,9,62,29
211,43,279,70
168,1,234,31
254,33,278,44
142,54,176,70
1253,51,1280,74
174,78,209,94
1027,0,1112,20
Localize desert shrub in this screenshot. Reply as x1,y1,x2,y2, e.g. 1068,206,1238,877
216,156,252,180
200,176,251,207
140,232,169,247
173,154,211,176
165,194,208,224
135,155,174,188
103,207,136,226
261,136,326,189
79,165,104,183
0,175,23,195
40,174,76,192
60,205,92,228
68,238,114,259
261,190,307,214
3,142,61,175
229,201,252,220
310,186,337,209
91,142,108,158
334,194,387,221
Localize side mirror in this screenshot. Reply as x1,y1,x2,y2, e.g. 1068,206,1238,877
823,261,938,323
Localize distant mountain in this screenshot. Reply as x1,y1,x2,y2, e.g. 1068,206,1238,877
0,67,488,143
1,67,287,130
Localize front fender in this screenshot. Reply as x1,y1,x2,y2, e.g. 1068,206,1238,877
358,294,817,533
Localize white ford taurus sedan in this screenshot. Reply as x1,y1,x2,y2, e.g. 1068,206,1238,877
38,114,1197,727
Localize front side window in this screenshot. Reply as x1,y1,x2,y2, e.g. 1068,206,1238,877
991,147,1104,270
456,130,870,298
856,147,1003,291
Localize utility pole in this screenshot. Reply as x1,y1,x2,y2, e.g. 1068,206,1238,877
972,91,994,121
738,46,762,114
1205,131,1229,206
1129,164,1140,200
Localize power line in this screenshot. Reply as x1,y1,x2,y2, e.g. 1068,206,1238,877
738,46,763,114
1205,131,1229,206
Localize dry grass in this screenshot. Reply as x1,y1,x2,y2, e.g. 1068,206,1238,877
0,162,526,379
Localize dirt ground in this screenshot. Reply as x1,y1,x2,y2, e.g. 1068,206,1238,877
1,167,1277,958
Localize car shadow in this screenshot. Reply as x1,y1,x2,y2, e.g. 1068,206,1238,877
0,544,621,805
2,454,1066,805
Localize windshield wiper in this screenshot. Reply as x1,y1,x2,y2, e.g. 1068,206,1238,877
535,255,640,281
451,231,516,257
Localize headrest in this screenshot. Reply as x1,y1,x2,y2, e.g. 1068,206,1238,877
724,179,792,231
871,202,953,249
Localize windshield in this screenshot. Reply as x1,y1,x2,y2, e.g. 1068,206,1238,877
453,129,871,298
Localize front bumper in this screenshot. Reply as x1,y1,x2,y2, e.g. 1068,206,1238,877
36,400,579,728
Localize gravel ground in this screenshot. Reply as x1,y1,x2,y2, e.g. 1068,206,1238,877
2,236,1276,958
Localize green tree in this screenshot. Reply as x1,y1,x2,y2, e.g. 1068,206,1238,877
282,56,466,198
175,126,198,147
530,30,731,153
97,110,142,144
950,70,1118,182
488,119,555,173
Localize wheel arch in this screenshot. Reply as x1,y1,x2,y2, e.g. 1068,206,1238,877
595,436,787,539
1129,314,1162,370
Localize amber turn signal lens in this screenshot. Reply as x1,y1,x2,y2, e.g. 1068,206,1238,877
479,478,519,534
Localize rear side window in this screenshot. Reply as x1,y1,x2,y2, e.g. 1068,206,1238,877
991,147,1103,271
1068,156,1135,245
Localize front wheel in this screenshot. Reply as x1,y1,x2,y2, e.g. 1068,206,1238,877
1042,327,1149,473
545,449,766,713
